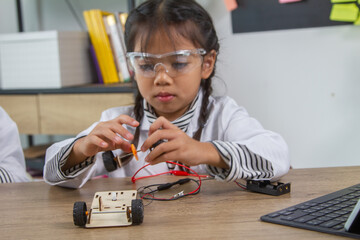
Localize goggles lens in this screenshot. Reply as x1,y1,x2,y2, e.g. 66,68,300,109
126,48,206,78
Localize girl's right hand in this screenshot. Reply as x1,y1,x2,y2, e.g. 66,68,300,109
64,115,139,170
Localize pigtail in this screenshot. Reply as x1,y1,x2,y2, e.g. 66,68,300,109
193,79,212,141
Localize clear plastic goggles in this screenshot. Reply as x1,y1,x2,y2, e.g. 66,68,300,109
126,48,206,78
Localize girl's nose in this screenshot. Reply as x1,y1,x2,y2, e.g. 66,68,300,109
153,63,173,85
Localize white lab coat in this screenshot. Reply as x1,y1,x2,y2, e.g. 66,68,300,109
44,92,290,188
0,107,29,183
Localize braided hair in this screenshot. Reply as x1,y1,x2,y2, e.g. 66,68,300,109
125,0,219,145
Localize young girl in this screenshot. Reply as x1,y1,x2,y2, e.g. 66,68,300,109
44,0,289,189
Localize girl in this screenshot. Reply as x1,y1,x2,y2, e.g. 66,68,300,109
44,0,289,189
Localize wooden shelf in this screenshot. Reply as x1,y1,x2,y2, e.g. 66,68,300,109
0,84,135,135
0,83,134,95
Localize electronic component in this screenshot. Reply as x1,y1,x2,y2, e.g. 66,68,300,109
246,180,291,196
102,140,164,171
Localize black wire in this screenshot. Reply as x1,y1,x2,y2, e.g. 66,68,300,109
65,0,86,30
137,178,200,202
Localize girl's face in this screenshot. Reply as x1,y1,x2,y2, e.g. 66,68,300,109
133,30,216,121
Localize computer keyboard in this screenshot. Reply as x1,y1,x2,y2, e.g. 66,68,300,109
261,183,360,239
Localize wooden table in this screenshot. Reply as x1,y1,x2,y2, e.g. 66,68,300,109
0,166,359,240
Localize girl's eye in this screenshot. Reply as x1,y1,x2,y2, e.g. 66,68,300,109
172,62,188,70
139,64,154,72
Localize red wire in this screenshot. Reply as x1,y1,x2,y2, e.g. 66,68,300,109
132,170,174,182
132,161,205,200
235,180,247,190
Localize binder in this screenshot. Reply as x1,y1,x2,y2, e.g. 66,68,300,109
83,10,120,84
106,15,130,83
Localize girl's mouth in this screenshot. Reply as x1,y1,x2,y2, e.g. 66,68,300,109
156,92,174,102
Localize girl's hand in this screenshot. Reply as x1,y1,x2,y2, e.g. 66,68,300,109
76,115,139,157
141,116,225,168
62,115,139,171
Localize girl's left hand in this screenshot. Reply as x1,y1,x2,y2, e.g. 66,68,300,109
141,116,223,167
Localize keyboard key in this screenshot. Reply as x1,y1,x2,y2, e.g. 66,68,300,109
316,216,333,221
334,210,350,215
310,212,326,217
326,213,341,218
332,224,344,230
306,219,324,226
303,209,317,213
294,215,316,223
267,213,280,218
319,220,342,228
280,210,307,221
304,202,318,207
334,216,348,222
327,206,342,211
319,209,333,214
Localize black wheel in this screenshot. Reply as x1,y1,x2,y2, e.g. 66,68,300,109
73,201,87,227
131,199,144,225
102,151,117,172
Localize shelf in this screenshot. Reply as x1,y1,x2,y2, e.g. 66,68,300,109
0,83,135,95
0,84,135,135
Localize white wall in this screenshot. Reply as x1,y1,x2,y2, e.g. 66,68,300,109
0,0,18,33
1,0,359,168
205,1,360,169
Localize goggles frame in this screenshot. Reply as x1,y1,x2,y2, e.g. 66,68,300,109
126,48,207,78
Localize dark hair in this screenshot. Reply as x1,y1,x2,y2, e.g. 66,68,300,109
125,0,219,144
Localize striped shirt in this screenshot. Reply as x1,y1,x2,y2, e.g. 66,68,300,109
0,167,13,183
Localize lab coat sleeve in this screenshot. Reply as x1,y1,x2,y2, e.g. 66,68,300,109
204,98,290,182
0,107,29,183
43,125,98,188
43,106,134,188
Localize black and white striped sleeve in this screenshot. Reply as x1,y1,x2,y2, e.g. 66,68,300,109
44,137,94,184
0,167,14,183
206,140,274,182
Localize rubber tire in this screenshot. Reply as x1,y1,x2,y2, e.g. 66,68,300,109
131,199,144,225
73,201,87,227
102,151,117,172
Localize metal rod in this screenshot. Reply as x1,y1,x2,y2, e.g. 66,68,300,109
91,210,126,214
128,0,135,12
16,0,23,32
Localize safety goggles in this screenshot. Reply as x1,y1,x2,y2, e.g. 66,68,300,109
126,48,206,78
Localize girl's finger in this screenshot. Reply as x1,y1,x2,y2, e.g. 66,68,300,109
95,128,126,147
115,114,139,127
145,139,178,162
110,123,134,141
146,150,178,165
114,140,132,153
148,116,177,136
